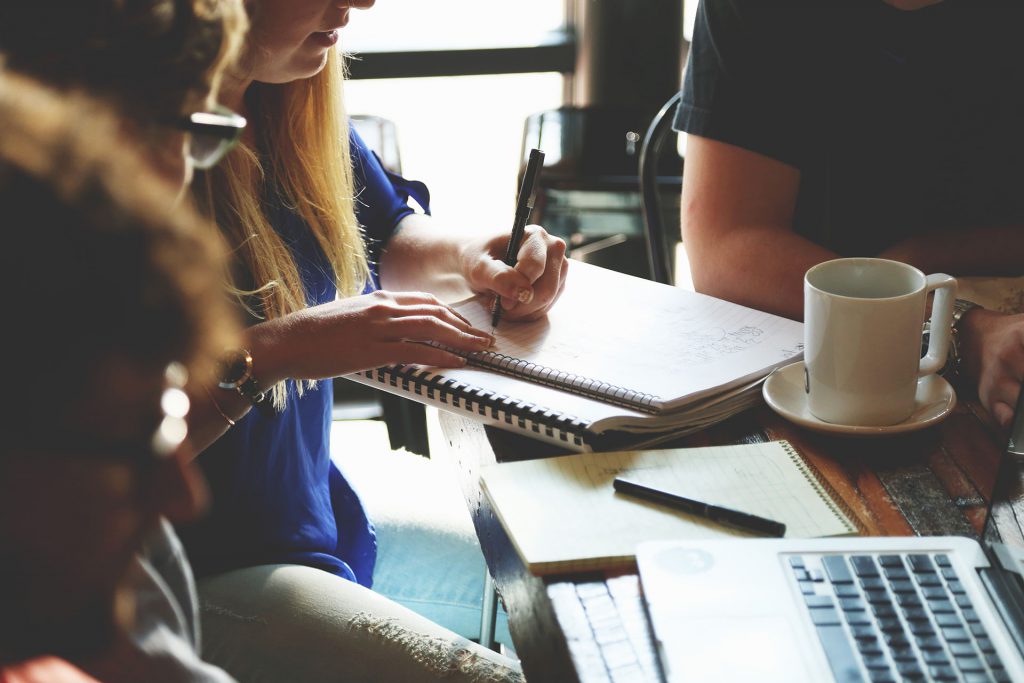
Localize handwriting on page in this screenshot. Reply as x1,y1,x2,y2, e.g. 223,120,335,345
452,261,803,405
459,296,771,366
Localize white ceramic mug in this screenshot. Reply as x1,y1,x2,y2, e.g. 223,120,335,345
804,258,957,426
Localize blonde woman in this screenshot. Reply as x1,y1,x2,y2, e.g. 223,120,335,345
179,0,566,680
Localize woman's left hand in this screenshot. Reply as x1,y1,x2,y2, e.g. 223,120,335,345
460,224,569,321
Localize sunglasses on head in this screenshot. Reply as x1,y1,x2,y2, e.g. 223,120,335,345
175,105,247,170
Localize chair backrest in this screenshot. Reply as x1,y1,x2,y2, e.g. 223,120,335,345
638,92,683,286
351,115,403,174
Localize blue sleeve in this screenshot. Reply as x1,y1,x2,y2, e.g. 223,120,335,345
350,128,431,287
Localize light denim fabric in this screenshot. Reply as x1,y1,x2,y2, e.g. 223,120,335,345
196,564,522,683
340,440,512,649
193,426,519,682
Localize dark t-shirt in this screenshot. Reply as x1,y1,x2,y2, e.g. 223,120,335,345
677,0,1024,256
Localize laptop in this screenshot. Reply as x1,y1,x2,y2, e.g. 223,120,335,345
636,395,1024,683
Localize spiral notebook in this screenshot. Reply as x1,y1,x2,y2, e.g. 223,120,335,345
480,440,859,575
346,261,804,451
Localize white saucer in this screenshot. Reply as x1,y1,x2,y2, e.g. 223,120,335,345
762,361,956,437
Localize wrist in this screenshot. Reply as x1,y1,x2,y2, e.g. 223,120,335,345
244,319,290,388
456,235,482,283
217,347,272,413
956,304,990,385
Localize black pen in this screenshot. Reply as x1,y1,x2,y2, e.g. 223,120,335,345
613,477,787,538
491,148,545,330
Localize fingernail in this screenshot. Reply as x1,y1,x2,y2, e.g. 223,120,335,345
517,287,534,304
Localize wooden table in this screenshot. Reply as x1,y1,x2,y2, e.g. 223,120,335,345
429,398,1017,683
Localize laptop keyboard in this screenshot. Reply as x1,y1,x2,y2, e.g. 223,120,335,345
549,576,661,683
790,553,1009,683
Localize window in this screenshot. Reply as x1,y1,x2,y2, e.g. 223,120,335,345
343,1,567,231
344,1,566,53
346,74,563,231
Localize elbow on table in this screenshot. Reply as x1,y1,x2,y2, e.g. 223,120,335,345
683,240,741,300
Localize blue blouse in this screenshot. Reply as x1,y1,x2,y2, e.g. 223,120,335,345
180,129,430,586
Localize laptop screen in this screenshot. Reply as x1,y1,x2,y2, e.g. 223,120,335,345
981,391,1024,549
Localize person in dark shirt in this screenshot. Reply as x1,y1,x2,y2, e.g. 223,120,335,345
677,0,1024,426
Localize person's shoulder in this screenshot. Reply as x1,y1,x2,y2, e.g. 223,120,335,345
1,657,100,683
348,125,372,163
702,0,819,24
698,0,822,54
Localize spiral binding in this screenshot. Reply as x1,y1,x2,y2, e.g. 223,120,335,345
779,440,862,534
363,365,589,448
462,350,661,414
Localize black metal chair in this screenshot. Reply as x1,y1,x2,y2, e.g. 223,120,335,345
333,115,430,456
638,91,683,286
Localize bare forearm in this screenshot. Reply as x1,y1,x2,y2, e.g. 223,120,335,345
680,135,825,320
185,322,287,458
185,385,251,457
379,214,472,302
686,225,837,321
879,224,1024,277
186,289,501,459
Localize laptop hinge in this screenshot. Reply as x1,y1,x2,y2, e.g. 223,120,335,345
991,543,1024,580
980,544,1024,658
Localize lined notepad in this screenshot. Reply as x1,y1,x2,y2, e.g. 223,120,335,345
480,440,857,575
347,261,803,450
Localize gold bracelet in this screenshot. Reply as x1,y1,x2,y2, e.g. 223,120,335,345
205,387,236,427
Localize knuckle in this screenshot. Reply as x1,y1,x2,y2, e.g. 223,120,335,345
366,301,396,317
468,259,491,283
407,314,432,328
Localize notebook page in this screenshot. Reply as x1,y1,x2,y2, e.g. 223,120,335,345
451,261,803,410
619,442,855,538
480,441,855,574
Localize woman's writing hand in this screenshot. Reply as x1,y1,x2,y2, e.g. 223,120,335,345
461,223,569,322
249,290,495,384
960,308,1024,429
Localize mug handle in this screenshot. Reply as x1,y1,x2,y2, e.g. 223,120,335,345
919,274,958,378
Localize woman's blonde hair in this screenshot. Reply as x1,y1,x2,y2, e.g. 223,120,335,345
197,50,369,407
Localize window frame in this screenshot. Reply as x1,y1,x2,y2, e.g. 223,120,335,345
347,29,576,80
